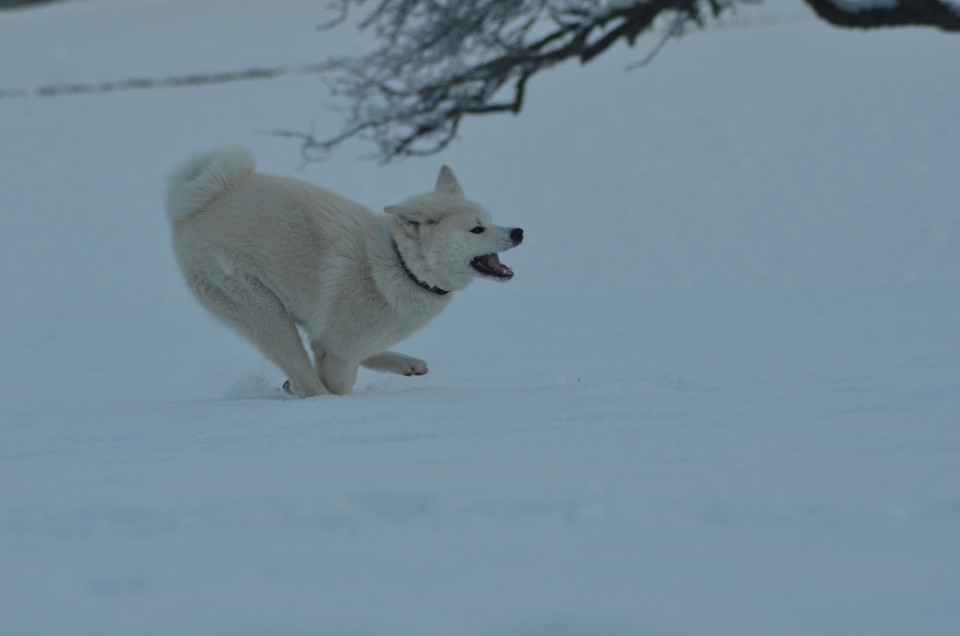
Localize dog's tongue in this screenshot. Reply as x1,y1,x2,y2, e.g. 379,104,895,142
484,253,511,275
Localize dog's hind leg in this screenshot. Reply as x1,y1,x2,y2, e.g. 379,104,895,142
361,352,429,377
190,274,328,398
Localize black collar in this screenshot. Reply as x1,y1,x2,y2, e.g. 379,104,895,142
393,240,450,296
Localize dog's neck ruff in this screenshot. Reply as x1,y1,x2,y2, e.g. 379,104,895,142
393,240,450,296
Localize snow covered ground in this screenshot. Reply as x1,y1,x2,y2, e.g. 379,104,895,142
1,1,959,635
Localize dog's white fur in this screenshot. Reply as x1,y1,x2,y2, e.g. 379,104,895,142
166,146,523,397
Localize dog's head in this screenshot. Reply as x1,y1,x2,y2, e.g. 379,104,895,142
387,166,523,292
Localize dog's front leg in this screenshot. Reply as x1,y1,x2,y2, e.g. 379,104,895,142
361,352,429,377
311,344,359,395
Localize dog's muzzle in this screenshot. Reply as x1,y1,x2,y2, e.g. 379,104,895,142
470,227,524,281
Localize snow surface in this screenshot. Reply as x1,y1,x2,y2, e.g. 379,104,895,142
1,1,959,635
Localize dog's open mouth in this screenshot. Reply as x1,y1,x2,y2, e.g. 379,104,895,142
471,253,514,280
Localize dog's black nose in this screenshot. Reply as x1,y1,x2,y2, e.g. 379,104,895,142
510,228,524,244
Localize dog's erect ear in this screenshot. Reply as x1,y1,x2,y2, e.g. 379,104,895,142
435,165,464,196
385,204,430,225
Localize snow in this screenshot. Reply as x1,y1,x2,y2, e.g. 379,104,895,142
1,1,959,635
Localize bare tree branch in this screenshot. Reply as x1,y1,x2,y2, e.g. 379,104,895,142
282,0,959,163
801,0,960,31
289,0,733,162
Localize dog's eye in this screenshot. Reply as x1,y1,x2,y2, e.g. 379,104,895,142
470,226,485,234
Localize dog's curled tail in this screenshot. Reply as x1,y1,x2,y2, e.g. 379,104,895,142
165,145,256,222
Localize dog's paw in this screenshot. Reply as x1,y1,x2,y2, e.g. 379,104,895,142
360,352,429,377
281,378,328,398
402,359,429,377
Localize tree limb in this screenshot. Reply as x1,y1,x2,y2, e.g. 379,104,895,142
287,0,959,162
801,0,960,31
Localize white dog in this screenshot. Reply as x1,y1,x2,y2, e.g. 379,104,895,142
166,146,523,397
